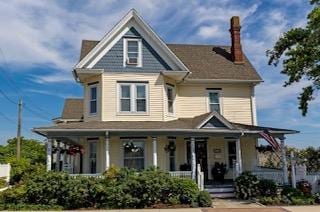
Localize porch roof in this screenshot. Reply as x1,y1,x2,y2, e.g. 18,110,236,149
33,112,298,137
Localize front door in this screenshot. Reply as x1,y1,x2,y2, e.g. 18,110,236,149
187,140,208,181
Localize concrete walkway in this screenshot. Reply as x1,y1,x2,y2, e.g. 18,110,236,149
283,206,320,212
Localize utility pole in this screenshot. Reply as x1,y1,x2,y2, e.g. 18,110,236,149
17,98,22,160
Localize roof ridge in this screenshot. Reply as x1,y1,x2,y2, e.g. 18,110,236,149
166,43,231,48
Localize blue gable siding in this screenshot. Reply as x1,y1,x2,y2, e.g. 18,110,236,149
93,27,172,71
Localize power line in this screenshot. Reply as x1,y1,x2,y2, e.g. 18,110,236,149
0,88,17,104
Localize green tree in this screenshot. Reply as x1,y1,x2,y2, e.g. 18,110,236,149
0,137,46,164
267,0,320,115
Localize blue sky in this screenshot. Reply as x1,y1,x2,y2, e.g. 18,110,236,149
0,0,318,148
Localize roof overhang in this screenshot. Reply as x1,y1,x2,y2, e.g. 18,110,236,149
161,70,190,81
73,68,104,83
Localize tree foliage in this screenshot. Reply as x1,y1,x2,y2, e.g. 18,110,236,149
267,0,320,115
0,137,46,164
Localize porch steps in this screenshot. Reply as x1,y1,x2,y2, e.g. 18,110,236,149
205,185,235,198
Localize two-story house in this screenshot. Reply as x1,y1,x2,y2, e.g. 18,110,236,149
33,9,297,185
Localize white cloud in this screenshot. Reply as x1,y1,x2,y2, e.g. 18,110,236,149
197,25,225,38
31,73,74,84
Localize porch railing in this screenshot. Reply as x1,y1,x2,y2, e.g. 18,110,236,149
69,173,103,178
169,171,192,179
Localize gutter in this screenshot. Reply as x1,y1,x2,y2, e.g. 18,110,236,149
182,78,264,84
32,127,299,135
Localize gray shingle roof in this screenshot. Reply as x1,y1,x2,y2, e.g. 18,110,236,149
79,40,262,81
61,98,83,119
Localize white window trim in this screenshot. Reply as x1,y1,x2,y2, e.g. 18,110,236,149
123,38,143,67
207,90,223,114
88,85,98,116
121,139,147,169
166,84,175,116
117,82,149,115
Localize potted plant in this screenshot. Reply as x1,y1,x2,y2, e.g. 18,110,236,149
211,162,227,183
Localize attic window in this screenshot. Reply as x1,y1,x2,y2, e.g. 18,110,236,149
124,38,142,67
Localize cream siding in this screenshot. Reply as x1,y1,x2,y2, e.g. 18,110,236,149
101,72,165,121
176,83,253,125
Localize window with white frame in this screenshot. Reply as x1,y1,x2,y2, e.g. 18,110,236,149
119,83,148,113
123,140,145,170
166,85,175,114
89,86,97,114
208,90,221,113
124,38,142,67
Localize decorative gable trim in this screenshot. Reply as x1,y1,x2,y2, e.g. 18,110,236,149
196,111,235,129
75,9,190,72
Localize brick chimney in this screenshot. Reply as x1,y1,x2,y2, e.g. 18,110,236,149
230,16,244,64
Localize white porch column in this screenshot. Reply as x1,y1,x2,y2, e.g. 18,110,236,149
105,132,110,171
152,137,158,167
46,139,52,171
236,137,243,174
190,137,196,180
281,137,289,184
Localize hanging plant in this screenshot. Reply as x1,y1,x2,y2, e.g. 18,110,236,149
124,142,140,152
164,142,176,153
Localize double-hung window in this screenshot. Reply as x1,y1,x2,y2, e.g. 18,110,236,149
124,38,142,67
119,83,148,113
208,90,221,113
89,86,97,114
123,140,145,170
166,85,175,114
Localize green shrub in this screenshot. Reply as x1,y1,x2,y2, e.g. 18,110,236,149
258,179,277,196
281,186,304,199
170,177,199,205
8,158,45,185
1,167,204,209
198,191,212,207
0,185,27,204
291,196,315,205
259,196,281,205
235,172,260,199
0,177,7,189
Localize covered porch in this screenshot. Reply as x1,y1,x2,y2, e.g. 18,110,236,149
33,112,298,185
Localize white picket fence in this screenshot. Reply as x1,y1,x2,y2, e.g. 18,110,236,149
252,168,284,185
296,172,320,193
0,164,10,183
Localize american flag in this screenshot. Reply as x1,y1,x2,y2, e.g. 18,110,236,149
258,130,281,151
